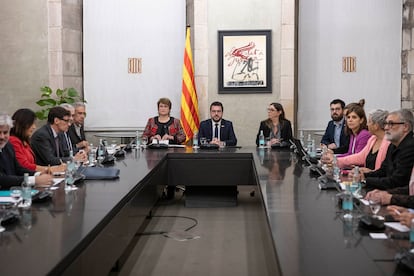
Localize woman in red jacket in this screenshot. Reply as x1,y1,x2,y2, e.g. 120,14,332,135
9,109,65,173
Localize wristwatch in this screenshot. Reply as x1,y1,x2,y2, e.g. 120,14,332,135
361,179,366,186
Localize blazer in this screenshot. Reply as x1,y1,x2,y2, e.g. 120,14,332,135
337,129,371,157
321,120,349,154
337,135,390,170
198,119,237,146
31,124,71,166
0,142,35,190
385,167,414,208
365,133,414,191
255,119,293,146
68,123,86,150
8,135,37,171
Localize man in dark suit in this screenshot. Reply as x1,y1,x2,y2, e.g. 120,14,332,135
320,99,349,154
67,102,89,151
198,101,237,146
0,114,52,189
31,106,85,166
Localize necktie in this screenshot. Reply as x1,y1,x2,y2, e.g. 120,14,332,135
410,167,414,196
214,123,219,139
65,132,73,151
55,136,60,157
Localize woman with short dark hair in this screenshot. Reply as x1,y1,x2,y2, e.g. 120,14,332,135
142,98,186,144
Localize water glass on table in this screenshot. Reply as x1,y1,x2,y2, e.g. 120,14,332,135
0,204,7,232
10,186,22,207
369,199,381,218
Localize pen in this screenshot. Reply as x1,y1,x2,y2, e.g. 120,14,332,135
48,165,51,174
394,209,401,215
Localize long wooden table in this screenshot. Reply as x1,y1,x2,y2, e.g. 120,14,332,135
0,147,411,275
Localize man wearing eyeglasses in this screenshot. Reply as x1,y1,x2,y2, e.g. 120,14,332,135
362,109,414,192
31,106,77,166
198,101,237,146
320,99,349,154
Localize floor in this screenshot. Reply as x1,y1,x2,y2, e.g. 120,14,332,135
111,186,280,276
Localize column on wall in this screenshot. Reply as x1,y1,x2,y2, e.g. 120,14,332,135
402,0,414,110
280,0,296,132
48,0,83,95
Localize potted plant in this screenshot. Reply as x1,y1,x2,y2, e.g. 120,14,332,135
35,86,85,120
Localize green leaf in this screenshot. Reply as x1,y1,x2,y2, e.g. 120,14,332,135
40,86,52,96
36,99,56,106
35,110,49,120
67,88,79,97
56,89,64,97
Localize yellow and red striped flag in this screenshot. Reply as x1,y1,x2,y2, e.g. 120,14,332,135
180,27,199,143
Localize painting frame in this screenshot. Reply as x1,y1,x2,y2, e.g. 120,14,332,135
218,30,272,94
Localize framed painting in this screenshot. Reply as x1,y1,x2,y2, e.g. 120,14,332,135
218,30,272,94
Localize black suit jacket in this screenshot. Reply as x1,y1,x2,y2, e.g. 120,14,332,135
0,142,35,190
320,120,349,154
31,124,70,166
68,124,86,150
198,119,237,146
255,119,293,146
365,133,414,190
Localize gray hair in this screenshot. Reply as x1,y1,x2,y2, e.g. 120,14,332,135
368,109,388,129
389,109,414,132
0,113,13,128
60,103,75,112
73,102,86,109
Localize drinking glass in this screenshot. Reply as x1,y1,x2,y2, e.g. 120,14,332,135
65,167,78,191
0,204,7,232
141,136,148,148
200,137,207,145
369,199,381,218
10,186,22,206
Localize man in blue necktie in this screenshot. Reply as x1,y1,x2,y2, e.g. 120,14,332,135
198,101,237,146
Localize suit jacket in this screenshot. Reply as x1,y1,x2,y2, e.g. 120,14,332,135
321,120,349,154
365,133,414,190
0,142,35,190
31,124,70,166
387,167,414,208
198,119,237,146
68,124,86,150
255,119,293,146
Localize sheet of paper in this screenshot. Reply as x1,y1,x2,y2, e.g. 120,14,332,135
384,222,410,232
53,178,64,186
369,233,388,239
0,196,15,203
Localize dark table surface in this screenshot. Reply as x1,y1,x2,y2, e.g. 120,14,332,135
0,147,411,275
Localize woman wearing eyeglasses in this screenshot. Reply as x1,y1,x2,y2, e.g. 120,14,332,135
255,102,292,147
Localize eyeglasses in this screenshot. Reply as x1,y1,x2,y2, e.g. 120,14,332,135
267,108,277,112
60,118,70,123
384,121,405,127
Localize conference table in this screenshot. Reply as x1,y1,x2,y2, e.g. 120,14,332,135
0,146,411,275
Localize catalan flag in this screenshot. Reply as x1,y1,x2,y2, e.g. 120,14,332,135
180,27,199,144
